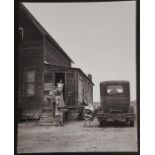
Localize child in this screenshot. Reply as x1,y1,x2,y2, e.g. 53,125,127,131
55,95,64,126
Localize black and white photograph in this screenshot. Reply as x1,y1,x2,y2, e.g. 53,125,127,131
16,0,139,153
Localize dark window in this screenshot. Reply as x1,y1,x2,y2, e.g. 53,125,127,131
24,69,35,96
18,28,24,44
107,85,123,95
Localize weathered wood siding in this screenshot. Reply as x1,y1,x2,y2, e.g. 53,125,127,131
44,65,93,108
19,6,43,44
44,65,77,108
18,4,93,120
65,71,77,108
44,38,71,67
78,74,84,105
78,72,93,105
18,6,44,113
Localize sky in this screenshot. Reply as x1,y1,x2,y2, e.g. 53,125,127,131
24,1,136,102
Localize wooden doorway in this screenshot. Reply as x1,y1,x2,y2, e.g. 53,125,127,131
55,73,65,99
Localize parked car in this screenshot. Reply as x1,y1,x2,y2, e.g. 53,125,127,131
96,81,135,127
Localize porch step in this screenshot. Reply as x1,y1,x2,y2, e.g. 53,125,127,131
38,123,56,126
38,121,57,126
40,114,53,118
38,110,57,126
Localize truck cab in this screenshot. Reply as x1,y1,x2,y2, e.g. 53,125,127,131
96,81,135,127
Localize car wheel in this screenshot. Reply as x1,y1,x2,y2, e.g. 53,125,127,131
130,120,134,127
99,121,103,127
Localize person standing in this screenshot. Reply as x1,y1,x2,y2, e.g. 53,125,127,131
56,79,65,108
49,88,56,116
55,79,65,126
55,95,64,126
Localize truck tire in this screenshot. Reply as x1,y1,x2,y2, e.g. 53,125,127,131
99,121,103,127
129,106,134,113
99,120,106,127
130,120,134,127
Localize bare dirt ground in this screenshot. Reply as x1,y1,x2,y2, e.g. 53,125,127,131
17,118,138,153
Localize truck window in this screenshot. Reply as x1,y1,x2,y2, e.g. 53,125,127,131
107,85,123,95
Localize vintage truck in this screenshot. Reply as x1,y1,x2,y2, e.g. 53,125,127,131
96,81,135,127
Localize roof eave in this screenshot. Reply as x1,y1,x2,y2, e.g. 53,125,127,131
20,3,74,64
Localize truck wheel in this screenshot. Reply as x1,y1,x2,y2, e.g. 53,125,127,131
129,106,134,113
99,121,103,127
130,120,134,127
126,119,130,127
99,120,106,127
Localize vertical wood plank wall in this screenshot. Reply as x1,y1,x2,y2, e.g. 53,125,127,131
44,38,71,67
18,7,44,113
18,4,93,119
77,72,93,106
44,65,77,108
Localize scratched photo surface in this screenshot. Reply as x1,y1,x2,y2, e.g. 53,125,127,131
17,1,138,153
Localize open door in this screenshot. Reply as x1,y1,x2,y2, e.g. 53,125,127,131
55,73,65,99
65,72,76,107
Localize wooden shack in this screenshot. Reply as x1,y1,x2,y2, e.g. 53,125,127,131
44,64,93,118
18,3,94,122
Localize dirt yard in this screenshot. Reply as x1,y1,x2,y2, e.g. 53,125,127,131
17,118,138,153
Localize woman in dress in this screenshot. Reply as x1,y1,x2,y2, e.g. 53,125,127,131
55,79,65,126
56,79,65,108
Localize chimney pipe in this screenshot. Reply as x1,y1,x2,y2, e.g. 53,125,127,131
88,74,92,81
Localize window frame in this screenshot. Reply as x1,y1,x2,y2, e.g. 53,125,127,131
19,27,24,41
106,85,124,95
23,68,36,97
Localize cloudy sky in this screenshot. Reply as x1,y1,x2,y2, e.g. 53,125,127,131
24,1,136,102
